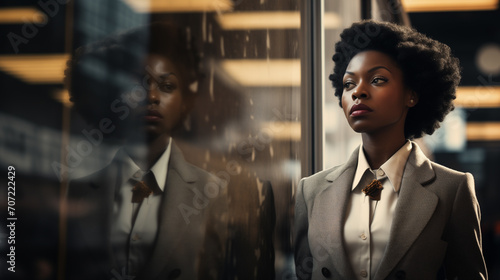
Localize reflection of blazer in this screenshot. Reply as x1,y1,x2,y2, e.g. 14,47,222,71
66,143,227,280
294,142,487,280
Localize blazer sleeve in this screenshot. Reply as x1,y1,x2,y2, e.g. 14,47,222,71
294,178,313,280
444,172,488,279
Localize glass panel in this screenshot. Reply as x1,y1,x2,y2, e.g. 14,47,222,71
322,1,361,170
0,0,304,279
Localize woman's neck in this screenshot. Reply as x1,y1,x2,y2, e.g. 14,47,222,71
125,134,170,170
361,132,406,170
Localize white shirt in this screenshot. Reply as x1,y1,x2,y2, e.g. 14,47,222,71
111,139,172,276
343,141,412,279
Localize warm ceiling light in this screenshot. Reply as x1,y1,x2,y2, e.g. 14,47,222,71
0,7,46,24
123,0,233,13
52,89,73,107
217,11,340,30
401,0,498,12
467,122,500,141
323,12,342,29
217,11,300,30
220,59,300,87
262,121,301,141
0,54,69,84
455,86,500,108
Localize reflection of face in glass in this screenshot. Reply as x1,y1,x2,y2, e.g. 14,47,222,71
133,54,187,140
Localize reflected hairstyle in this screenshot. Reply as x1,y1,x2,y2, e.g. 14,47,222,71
329,20,461,139
66,22,201,130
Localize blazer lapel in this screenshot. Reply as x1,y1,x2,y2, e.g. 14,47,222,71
138,143,199,279
374,142,438,280
313,147,359,279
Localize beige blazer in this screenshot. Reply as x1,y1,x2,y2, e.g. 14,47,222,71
294,142,487,280
66,143,227,280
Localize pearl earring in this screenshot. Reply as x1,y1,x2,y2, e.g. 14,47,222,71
410,99,414,103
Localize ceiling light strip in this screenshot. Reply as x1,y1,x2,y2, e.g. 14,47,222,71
401,0,498,12
467,122,500,141
0,54,69,84
216,12,340,30
455,86,500,108
124,0,233,13
220,59,301,87
0,7,46,24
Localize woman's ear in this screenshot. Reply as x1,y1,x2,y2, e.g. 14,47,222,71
407,91,418,108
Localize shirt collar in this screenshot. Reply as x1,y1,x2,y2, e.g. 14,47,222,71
352,140,412,193
149,138,172,191
117,138,172,192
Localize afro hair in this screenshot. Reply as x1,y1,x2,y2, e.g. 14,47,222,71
329,20,461,139
65,22,201,132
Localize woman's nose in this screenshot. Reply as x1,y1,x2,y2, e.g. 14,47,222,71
351,83,369,100
147,87,160,104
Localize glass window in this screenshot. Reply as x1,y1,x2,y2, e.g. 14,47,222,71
0,1,358,279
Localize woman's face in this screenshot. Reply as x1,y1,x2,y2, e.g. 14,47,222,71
132,54,188,139
341,50,415,137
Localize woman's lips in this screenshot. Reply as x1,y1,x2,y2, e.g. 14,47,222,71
349,104,373,117
143,109,162,121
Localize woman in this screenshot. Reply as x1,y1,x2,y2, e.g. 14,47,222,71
294,20,488,280
65,22,228,280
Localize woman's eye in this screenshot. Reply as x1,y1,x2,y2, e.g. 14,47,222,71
159,83,176,92
372,77,387,84
343,81,355,90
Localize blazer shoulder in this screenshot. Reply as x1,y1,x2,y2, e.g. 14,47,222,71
301,165,340,182
429,160,473,182
423,160,476,200
299,163,350,198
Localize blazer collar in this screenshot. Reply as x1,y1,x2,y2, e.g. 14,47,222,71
167,143,199,183
79,142,200,279
316,146,359,279
325,145,359,183
137,142,201,279
374,141,438,280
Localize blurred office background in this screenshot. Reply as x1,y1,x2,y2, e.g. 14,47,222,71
0,0,499,279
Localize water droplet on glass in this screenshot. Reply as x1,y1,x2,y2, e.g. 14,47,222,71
202,12,207,42
209,64,214,102
208,23,213,43
220,36,225,57
266,29,271,50
186,27,191,49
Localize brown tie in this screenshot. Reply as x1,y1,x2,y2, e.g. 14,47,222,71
131,172,161,203
362,179,384,201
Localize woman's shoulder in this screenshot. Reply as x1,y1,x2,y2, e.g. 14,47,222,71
429,160,472,181
410,141,473,182
301,163,346,182
424,160,476,199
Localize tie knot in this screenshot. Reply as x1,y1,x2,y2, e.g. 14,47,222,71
362,179,383,201
130,172,161,203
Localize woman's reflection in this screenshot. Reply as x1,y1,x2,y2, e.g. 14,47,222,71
65,22,227,280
